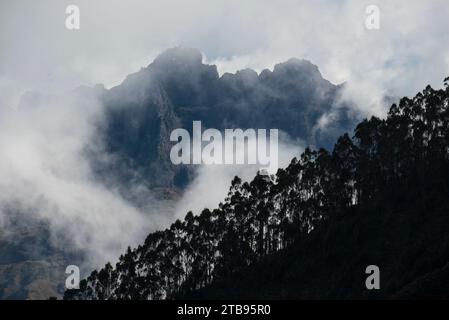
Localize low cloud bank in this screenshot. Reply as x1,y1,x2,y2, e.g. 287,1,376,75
0,91,157,268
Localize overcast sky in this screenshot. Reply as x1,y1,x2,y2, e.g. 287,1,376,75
1,0,449,116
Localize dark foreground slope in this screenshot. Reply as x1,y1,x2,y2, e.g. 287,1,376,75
186,182,449,299
65,80,449,300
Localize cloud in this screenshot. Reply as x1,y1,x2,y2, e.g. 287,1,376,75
0,90,163,268
2,0,448,117
174,134,303,220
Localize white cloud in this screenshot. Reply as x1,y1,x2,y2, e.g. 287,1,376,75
0,91,165,268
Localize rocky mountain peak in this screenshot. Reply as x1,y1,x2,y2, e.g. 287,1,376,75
151,47,204,68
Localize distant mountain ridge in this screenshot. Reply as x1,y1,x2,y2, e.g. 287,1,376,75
93,47,357,194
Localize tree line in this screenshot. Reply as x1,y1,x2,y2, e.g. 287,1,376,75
65,79,449,300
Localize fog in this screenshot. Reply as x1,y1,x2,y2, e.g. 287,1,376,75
0,91,156,267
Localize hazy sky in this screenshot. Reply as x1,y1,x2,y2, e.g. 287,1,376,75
1,0,449,115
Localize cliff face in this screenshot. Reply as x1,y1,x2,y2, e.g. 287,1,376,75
96,47,356,193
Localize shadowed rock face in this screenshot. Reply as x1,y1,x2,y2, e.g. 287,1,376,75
96,47,358,193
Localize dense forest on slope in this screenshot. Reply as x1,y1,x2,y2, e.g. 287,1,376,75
65,78,449,299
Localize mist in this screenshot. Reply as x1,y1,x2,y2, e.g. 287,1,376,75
0,90,160,268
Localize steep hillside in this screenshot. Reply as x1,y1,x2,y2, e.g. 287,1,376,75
65,79,449,300
0,49,356,300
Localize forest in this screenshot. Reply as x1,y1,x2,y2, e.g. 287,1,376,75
65,78,449,299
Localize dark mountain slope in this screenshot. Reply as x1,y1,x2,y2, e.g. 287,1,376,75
0,210,83,299
95,47,356,192
185,182,449,299
65,79,449,300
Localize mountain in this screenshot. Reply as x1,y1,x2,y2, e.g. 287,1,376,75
94,47,356,195
64,79,449,299
0,48,358,300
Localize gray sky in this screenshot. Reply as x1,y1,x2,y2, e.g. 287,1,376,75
1,0,449,115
